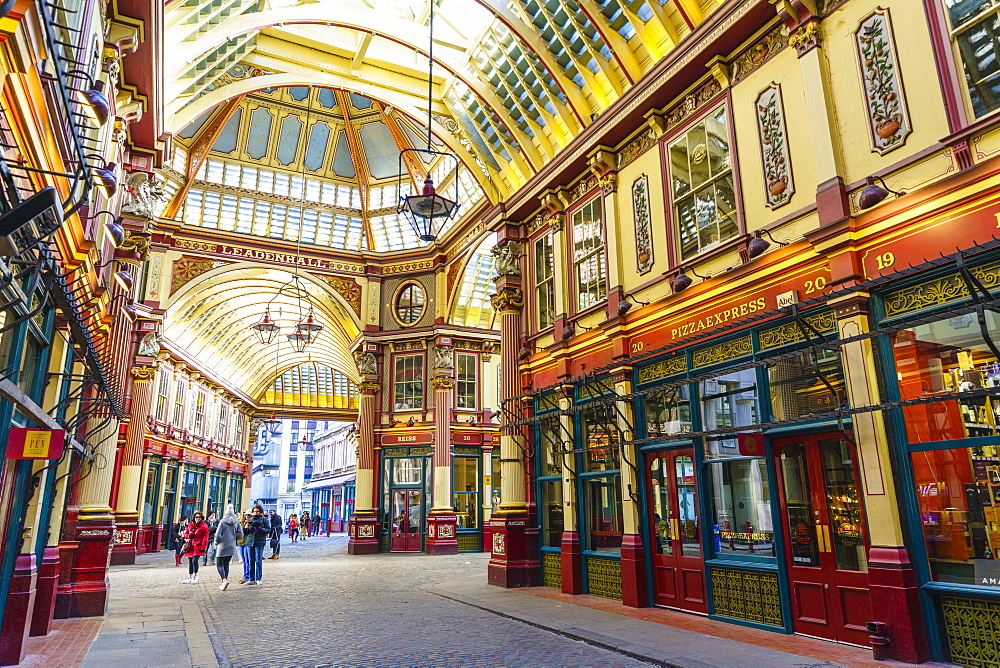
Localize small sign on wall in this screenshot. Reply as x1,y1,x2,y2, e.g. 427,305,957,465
6,428,66,460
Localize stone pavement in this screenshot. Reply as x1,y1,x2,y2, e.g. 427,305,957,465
68,535,936,667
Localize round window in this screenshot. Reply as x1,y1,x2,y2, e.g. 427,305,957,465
395,282,426,325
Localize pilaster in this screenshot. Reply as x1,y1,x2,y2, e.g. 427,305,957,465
348,379,380,554
112,365,155,565
426,370,458,556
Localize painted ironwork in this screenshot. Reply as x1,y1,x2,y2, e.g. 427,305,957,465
585,557,622,600
710,566,783,628
942,596,1000,667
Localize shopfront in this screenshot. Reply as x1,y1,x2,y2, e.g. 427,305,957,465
875,254,1000,664
454,446,483,552
380,446,431,552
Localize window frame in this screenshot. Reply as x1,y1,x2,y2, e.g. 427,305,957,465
455,352,478,410
568,195,608,315
936,0,1000,123
533,231,556,331
393,352,425,411
393,281,427,326
662,101,743,264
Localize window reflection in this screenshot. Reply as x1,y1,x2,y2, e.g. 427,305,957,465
645,385,692,438
700,369,758,460
768,349,847,421
584,475,623,554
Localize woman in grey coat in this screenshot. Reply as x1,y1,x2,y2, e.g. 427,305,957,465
214,505,244,591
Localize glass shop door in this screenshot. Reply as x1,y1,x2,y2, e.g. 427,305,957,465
647,449,707,612
390,489,423,552
775,433,871,645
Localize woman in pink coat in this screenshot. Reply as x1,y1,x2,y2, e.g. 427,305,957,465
181,510,210,584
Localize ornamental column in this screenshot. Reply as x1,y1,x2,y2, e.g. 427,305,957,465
348,370,380,554
426,341,458,554
557,384,583,594
111,365,155,565
488,235,539,586
613,366,647,607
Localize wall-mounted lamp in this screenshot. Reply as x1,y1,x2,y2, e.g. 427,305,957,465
617,294,651,317
406,416,416,427
68,71,111,127
671,266,708,294
517,345,532,361
113,268,133,292
858,175,903,209
388,417,398,427
746,228,788,260
92,161,118,197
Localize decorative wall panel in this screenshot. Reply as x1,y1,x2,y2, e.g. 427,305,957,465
710,566,783,627
632,175,654,273
942,596,1000,667
585,557,622,600
457,533,481,552
692,336,753,368
855,9,911,154
755,84,794,208
637,356,688,383
542,552,561,588
883,260,1000,317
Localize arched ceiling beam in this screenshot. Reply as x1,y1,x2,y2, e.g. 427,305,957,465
376,100,425,191
167,73,502,200
572,1,641,85
335,89,375,250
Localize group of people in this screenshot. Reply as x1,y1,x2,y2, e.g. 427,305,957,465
171,506,321,589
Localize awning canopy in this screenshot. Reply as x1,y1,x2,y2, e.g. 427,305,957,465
303,471,355,490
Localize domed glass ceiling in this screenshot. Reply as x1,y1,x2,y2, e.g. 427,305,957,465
160,85,484,252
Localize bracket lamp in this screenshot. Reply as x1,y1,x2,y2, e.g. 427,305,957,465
105,218,125,247
617,294,651,317
78,80,111,127
113,268,133,292
858,175,903,210
746,228,788,260
93,161,118,197
671,266,708,294
0,186,62,256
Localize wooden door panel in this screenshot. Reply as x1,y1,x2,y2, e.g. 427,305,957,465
681,568,706,605
837,586,873,642
653,565,679,604
792,580,829,625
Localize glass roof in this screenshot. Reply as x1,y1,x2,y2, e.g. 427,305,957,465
161,86,482,252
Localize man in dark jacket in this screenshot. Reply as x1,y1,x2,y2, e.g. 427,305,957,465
268,509,282,559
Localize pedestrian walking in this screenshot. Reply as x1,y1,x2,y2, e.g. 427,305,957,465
213,504,243,591
181,511,209,584
268,509,282,559
172,515,189,567
288,513,299,543
300,511,310,539
205,511,219,565
243,504,269,586
238,511,252,583
312,514,321,537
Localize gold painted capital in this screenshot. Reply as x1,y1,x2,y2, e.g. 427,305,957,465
788,20,821,56
359,381,381,394
131,365,156,380
490,287,524,313
431,376,456,390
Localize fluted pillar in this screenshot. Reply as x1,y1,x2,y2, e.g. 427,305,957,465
487,281,539,587
426,372,458,555
348,380,380,554
111,365,155,565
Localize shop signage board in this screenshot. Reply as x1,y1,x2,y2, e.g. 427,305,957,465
861,198,1000,281
5,428,65,460
452,431,482,444
380,431,434,445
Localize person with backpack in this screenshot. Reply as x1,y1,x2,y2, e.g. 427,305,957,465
213,504,243,591
243,504,270,586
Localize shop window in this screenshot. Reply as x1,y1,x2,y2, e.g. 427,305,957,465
768,349,847,421
535,233,555,330
571,198,606,312
539,479,564,548
393,354,424,410
395,282,426,325
941,1,1000,118
173,378,186,426
669,106,737,260
453,457,478,529
584,475,623,554
581,403,621,472
645,385,692,438
142,463,160,525
912,444,1000,584
700,369,759,460
709,458,775,558
155,371,171,422
891,311,1000,444
456,353,477,409
491,450,502,512
538,415,563,477
393,457,422,484
649,455,701,558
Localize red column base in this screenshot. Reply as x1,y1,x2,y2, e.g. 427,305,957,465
53,517,114,619
110,514,139,565
348,513,379,555
487,511,540,588
151,524,164,552
30,546,60,637
560,531,584,594
0,553,37,666
620,533,648,608
426,512,459,555
867,546,929,664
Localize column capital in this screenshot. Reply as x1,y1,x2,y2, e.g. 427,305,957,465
131,365,156,380
788,18,821,57
431,376,456,390
490,286,524,313
359,381,381,394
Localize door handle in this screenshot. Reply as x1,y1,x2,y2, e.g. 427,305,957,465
819,524,832,553
670,518,680,541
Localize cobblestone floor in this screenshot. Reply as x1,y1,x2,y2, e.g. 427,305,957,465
108,536,653,668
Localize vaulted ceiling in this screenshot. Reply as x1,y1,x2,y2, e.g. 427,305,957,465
163,0,720,201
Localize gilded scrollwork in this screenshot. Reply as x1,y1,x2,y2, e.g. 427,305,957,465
692,336,753,368
637,356,688,383
431,376,456,390
884,262,1000,317
490,287,524,313
758,312,836,349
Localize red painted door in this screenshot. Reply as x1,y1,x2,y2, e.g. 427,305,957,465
648,450,707,612
775,433,871,646
390,489,423,552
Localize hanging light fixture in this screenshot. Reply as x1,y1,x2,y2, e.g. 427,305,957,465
251,308,280,345
294,309,323,342
93,161,118,197
263,412,281,435
397,0,461,243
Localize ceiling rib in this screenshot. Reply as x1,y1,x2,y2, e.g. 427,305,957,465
336,89,375,251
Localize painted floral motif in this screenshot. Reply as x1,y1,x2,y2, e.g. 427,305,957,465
632,175,653,274
755,85,793,209
856,10,910,154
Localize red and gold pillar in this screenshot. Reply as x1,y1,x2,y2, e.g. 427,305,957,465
426,357,458,555
488,279,539,587
348,380,381,554
111,365,155,565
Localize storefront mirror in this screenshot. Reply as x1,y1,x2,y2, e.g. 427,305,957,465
539,479,564,548
645,385,692,438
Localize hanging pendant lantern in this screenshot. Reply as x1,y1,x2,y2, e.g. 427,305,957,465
295,311,323,339
399,174,459,242
287,331,310,354
263,412,281,435
251,309,280,345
